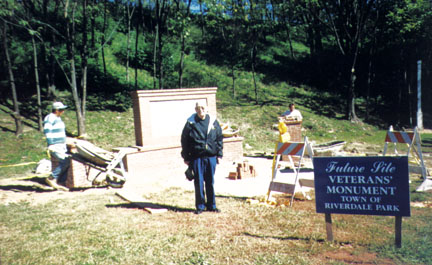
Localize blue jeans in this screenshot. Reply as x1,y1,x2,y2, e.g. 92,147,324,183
191,156,217,211
49,144,71,182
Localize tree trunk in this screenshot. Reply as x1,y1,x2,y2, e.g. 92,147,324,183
81,0,88,121
199,0,204,39
231,66,236,98
126,0,136,87
348,72,359,122
90,0,96,53
101,0,107,76
66,1,86,136
47,41,57,97
251,46,258,104
2,20,23,136
178,0,192,89
179,32,185,88
31,35,43,132
135,11,139,89
366,51,372,122
42,0,57,98
153,20,158,89
348,49,361,122
348,62,360,122
158,27,163,89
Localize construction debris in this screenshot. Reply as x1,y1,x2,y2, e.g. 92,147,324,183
228,160,256,180
220,122,240,138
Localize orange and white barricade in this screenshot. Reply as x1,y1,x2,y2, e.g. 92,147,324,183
383,126,428,179
267,136,314,206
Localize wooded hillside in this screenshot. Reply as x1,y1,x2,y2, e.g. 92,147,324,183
1,0,431,136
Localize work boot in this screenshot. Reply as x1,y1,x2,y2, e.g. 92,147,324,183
45,176,69,192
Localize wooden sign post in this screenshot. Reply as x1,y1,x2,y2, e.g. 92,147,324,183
313,156,410,248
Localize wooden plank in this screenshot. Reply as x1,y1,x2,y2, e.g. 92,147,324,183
116,190,168,214
395,216,402,248
325,213,334,241
299,178,314,188
269,182,295,194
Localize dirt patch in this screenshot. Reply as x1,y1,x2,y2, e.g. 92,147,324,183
411,201,432,208
0,178,113,206
1,141,431,206
323,250,396,265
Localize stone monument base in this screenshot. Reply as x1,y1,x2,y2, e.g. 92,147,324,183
124,137,244,180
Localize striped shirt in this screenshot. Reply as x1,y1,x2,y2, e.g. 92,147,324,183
43,113,66,146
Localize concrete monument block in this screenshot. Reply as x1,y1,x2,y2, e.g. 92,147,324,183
131,87,218,148
126,87,243,180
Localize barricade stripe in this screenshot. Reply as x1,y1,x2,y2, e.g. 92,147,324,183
277,142,304,155
277,142,293,155
290,144,305,156
394,132,405,143
276,142,290,154
403,132,414,142
385,131,414,143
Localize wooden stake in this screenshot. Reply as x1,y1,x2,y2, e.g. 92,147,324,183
325,213,333,241
395,216,402,248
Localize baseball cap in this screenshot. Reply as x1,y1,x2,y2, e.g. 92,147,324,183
52,102,68,110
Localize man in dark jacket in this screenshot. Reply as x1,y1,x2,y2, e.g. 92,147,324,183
181,101,223,214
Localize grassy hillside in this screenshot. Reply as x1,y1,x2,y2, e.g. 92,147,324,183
1,35,431,177
0,82,429,179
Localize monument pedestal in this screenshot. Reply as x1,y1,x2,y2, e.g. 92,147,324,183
124,136,243,179
282,121,302,162
284,120,302,142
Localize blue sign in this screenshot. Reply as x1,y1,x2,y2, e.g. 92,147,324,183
313,156,410,216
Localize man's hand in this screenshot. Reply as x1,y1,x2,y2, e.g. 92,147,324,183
184,160,190,166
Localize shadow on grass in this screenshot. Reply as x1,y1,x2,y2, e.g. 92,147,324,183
421,139,432,149
243,232,352,245
244,153,274,160
243,231,325,243
0,125,15,133
0,177,55,192
216,194,250,201
106,202,195,213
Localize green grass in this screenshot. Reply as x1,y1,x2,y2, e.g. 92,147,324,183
1,188,430,264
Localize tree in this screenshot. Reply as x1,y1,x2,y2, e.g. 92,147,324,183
153,0,169,89
246,0,268,104
31,34,43,131
1,18,23,136
101,0,108,75
81,0,89,121
65,0,86,136
173,0,192,88
125,0,136,87
382,0,432,125
306,0,374,122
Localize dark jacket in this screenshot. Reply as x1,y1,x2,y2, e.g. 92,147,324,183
181,113,223,161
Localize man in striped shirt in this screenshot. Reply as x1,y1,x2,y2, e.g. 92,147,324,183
43,102,70,191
